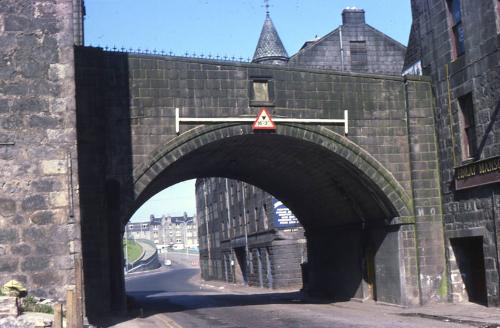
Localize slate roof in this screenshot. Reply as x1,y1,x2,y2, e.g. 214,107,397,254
288,21,407,75
170,216,195,225
150,217,162,226
252,14,289,63
402,21,422,71
127,223,147,232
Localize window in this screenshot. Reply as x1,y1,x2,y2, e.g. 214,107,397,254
249,251,254,274
458,93,476,159
249,78,274,106
230,183,234,205
263,204,269,230
496,0,500,34
232,216,237,236
215,232,220,247
252,81,269,102
350,41,368,72
447,0,465,58
245,209,250,232
254,207,259,232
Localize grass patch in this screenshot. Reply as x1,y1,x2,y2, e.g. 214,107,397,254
20,296,53,314
124,239,143,263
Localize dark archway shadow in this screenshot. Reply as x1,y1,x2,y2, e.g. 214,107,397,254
75,46,135,321
95,274,334,327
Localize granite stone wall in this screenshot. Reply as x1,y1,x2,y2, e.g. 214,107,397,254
74,47,443,309
410,0,500,306
0,0,80,302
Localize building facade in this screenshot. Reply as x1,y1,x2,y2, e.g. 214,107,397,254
196,178,306,289
127,213,198,250
404,0,500,306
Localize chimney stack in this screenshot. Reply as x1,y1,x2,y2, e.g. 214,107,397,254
342,7,365,25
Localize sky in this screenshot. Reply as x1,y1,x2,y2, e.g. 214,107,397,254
83,0,413,222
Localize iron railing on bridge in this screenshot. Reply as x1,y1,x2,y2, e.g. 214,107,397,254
85,44,252,63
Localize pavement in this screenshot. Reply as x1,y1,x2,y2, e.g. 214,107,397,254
400,302,500,328
198,279,500,328
136,241,156,260
102,259,500,328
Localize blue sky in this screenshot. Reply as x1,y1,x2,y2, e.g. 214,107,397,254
84,0,411,57
83,0,412,221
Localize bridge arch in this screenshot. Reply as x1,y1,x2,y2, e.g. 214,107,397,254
116,123,420,307
132,123,413,224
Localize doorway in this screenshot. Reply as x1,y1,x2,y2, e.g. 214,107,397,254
234,247,248,285
363,241,377,301
450,236,488,305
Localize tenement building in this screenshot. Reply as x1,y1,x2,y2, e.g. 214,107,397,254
404,0,500,306
196,178,306,289
127,214,198,250
196,7,408,292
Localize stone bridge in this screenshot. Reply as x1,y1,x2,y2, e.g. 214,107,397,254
74,46,445,318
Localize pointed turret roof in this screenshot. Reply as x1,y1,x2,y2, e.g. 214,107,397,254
252,14,289,64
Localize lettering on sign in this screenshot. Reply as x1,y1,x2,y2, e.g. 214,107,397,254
272,198,300,228
252,107,276,130
455,155,500,190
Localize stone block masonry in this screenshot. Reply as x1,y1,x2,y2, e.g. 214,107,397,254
75,45,445,311
408,0,500,306
0,0,81,303
0,297,18,318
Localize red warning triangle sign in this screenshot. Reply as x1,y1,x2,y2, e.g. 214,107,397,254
252,107,276,130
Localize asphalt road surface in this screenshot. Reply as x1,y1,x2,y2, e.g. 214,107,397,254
107,259,472,328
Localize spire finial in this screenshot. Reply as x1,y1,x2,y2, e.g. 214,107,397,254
264,0,270,15
253,1,289,65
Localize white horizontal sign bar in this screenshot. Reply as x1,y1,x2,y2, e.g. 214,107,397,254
175,108,348,135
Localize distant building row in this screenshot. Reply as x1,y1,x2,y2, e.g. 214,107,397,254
127,214,198,250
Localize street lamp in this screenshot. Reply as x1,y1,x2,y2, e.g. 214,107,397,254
124,224,129,274
242,182,249,286
184,220,188,258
